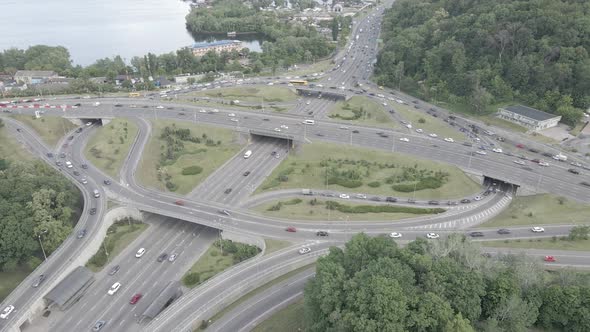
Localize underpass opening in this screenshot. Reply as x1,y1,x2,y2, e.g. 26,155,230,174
139,281,183,324
483,177,518,195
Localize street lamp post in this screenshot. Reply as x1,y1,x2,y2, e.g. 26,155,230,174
103,235,109,262
37,229,48,261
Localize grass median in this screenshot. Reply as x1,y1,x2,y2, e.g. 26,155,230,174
264,239,293,255
183,239,261,288
84,118,138,178
480,194,590,228
11,115,77,148
329,96,398,129
258,142,481,200
254,198,443,221
0,124,33,162
392,104,464,141
86,219,148,272
253,298,305,332
190,86,298,103
137,119,243,194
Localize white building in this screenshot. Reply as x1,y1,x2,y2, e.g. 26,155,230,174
497,105,561,131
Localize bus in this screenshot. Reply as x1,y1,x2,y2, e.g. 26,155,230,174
289,80,308,86
129,92,140,97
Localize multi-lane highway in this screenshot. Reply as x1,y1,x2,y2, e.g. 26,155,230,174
1,0,589,331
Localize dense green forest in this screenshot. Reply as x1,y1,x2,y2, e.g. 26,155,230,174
305,233,590,332
0,127,81,272
375,0,590,125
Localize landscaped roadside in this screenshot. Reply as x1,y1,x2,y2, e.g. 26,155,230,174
190,86,298,103
264,239,293,255
253,298,305,332
84,118,138,178
11,114,77,147
258,142,481,200
253,198,444,221
86,218,149,272
183,239,260,288
480,194,590,228
329,96,398,129
137,119,243,194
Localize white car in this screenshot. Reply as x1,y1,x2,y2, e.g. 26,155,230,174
382,102,387,106
211,109,219,113
443,138,454,143
513,160,526,165
199,109,207,113
135,248,146,258
86,122,93,126
492,148,503,153
80,178,88,184
399,137,410,142
1,305,15,319
426,233,440,239
280,125,288,129
274,128,281,132
107,282,121,295
267,82,274,86
428,133,438,138
405,124,412,129
475,150,487,155
339,193,350,199
230,118,238,122
538,161,549,167
339,126,349,130
531,227,545,233
228,113,235,117
474,196,482,201
355,194,367,199
168,253,178,262
389,232,402,238
415,129,423,133
156,105,164,109
298,247,311,255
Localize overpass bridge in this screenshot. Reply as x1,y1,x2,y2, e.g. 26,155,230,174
296,88,347,101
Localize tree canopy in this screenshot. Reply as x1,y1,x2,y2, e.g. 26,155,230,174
375,0,590,125
304,233,590,331
0,159,81,272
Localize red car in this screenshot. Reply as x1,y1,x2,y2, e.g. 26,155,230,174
516,144,525,149
130,293,142,304
175,200,184,206
285,226,297,232
544,255,556,262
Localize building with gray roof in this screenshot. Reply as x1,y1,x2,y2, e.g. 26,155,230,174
497,105,561,131
44,266,95,310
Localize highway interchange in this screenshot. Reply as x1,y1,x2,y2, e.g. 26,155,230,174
1,1,590,331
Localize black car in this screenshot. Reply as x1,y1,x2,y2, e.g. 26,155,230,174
46,153,54,158
77,229,87,239
104,179,111,185
32,274,46,288
271,151,277,156
581,181,590,187
224,188,232,194
81,164,88,169
497,229,511,235
407,199,416,204
243,171,251,176
178,112,185,116
352,130,360,134
542,152,553,158
528,148,539,153
462,142,472,147
75,127,83,133
460,199,471,204
55,161,63,166
447,201,458,206
370,197,381,202
157,253,168,262
59,152,66,158
428,200,440,205
316,133,324,137
74,103,81,107
67,135,74,141
568,168,580,175
89,208,97,215
114,104,123,107
385,197,397,203
469,232,484,237
263,118,270,121
316,231,329,237
73,171,80,176
108,265,120,276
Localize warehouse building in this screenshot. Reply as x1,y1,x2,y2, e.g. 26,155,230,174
497,105,561,131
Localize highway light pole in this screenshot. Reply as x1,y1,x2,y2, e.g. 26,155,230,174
103,235,109,263
37,229,48,261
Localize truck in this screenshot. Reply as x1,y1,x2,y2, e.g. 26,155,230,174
301,189,313,195
553,153,567,161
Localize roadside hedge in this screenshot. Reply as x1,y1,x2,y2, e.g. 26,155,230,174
181,165,203,175
325,201,445,215
392,176,444,192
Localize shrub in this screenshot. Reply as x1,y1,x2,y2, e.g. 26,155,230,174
165,181,177,191
368,181,381,187
392,176,444,192
284,198,302,205
324,201,444,215
328,177,363,188
26,256,42,270
418,118,426,124
184,272,200,287
181,165,203,175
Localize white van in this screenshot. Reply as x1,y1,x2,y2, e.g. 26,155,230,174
93,189,100,198
303,119,315,125
244,150,252,159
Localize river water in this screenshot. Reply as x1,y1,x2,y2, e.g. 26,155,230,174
0,0,263,66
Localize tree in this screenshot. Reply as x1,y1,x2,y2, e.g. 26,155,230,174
331,18,339,41
568,225,590,241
